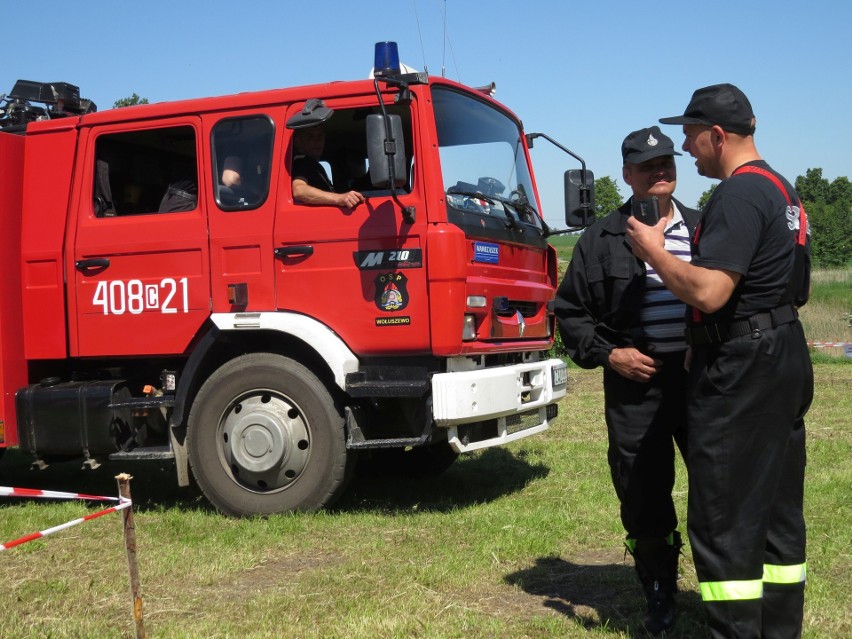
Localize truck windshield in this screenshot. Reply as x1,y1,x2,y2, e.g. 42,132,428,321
433,87,543,241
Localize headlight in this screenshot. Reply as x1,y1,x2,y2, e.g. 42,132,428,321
462,314,477,341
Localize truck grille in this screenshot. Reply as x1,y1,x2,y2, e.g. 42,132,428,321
494,300,537,318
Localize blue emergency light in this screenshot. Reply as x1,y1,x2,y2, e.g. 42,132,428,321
373,42,401,77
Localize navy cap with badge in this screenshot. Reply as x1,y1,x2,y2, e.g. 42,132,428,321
660,83,756,135
621,126,681,164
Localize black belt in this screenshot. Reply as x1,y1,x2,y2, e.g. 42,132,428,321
686,304,798,346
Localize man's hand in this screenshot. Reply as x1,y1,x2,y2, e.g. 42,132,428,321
608,347,661,382
627,214,741,313
626,215,667,262
294,179,366,208
335,190,366,208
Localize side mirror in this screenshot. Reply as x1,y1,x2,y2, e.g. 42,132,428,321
565,169,595,228
366,114,407,188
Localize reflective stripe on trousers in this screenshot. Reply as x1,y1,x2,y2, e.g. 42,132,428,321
700,563,807,602
763,562,807,585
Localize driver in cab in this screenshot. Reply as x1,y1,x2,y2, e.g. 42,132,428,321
292,123,365,209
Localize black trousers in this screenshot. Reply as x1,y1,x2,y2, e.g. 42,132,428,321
603,350,688,540
687,321,813,638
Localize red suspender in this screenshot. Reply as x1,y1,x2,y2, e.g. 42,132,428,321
691,165,809,325
733,165,808,246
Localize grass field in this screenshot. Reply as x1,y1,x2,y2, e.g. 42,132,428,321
800,268,852,357
0,244,848,638
0,356,849,638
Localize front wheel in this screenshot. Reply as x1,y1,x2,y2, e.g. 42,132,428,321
187,353,352,516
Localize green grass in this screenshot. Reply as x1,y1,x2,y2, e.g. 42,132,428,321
799,268,852,357
808,267,852,305
549,233,579,267
1,363,849,638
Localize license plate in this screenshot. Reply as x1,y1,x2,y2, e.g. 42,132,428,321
552,362,568,387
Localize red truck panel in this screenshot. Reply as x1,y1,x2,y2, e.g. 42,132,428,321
0,132,26,445
20,124,78,359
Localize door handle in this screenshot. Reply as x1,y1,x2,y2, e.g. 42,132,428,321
274,245,314,258
75,257,111,271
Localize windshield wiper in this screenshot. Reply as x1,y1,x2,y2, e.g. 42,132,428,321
489,195,524,231
447,189,494,203
446,189,513,228
447,189,536,232
506,193,539,221
505,195,547,237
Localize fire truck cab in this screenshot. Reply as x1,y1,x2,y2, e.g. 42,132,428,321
0,44,593,515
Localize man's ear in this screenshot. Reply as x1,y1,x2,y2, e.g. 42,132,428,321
622,164,633,187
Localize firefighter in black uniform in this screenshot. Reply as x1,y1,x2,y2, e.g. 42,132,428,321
629,84,813,638
291,123,365,208
556,126,699,634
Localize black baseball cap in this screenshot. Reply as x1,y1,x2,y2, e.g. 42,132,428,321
621,126,681,164
285,98,334,129
660,83,756,135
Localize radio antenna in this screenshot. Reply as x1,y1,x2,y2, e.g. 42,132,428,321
412,0,429,73
439,1,460,81
441,0,447,77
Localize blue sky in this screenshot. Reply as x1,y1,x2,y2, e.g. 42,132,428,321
4,0,849,226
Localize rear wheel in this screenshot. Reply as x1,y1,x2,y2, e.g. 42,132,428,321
187,353,351,516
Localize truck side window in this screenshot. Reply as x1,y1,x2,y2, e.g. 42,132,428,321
212,115,274,210
93,126,198,217
290,105,413,202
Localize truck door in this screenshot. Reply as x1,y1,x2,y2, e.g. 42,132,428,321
68,118,211,357
204,112,278,314
274,98,430,356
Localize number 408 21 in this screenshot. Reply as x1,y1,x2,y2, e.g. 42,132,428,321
92,277,189,315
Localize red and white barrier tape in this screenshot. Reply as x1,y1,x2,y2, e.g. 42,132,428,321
808,341,851,348
1,486,122,502
0,485,131,552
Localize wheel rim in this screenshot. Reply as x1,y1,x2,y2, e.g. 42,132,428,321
219,390,311,492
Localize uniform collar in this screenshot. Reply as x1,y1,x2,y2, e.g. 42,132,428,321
666,201,685,232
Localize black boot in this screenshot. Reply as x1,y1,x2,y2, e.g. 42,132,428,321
628,532,683,635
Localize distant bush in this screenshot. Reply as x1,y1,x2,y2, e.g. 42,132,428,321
807,201,852,268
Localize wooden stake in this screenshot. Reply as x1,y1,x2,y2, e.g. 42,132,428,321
116,473,147,639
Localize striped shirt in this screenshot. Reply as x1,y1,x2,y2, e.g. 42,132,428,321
640,204,692,352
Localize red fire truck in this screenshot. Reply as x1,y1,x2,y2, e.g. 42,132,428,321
0,44,593,515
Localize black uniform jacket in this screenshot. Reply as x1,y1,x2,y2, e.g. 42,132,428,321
555,198,699,369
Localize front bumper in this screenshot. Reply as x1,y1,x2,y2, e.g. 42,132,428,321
431,358,568,453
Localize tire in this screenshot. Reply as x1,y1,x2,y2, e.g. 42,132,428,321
187,353,351,516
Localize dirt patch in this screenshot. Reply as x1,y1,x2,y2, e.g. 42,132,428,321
474,549,639,629
181,550,348,611
228,551,346,592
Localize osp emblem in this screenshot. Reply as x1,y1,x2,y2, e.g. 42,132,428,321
646,133,658,147
375,272,409,312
